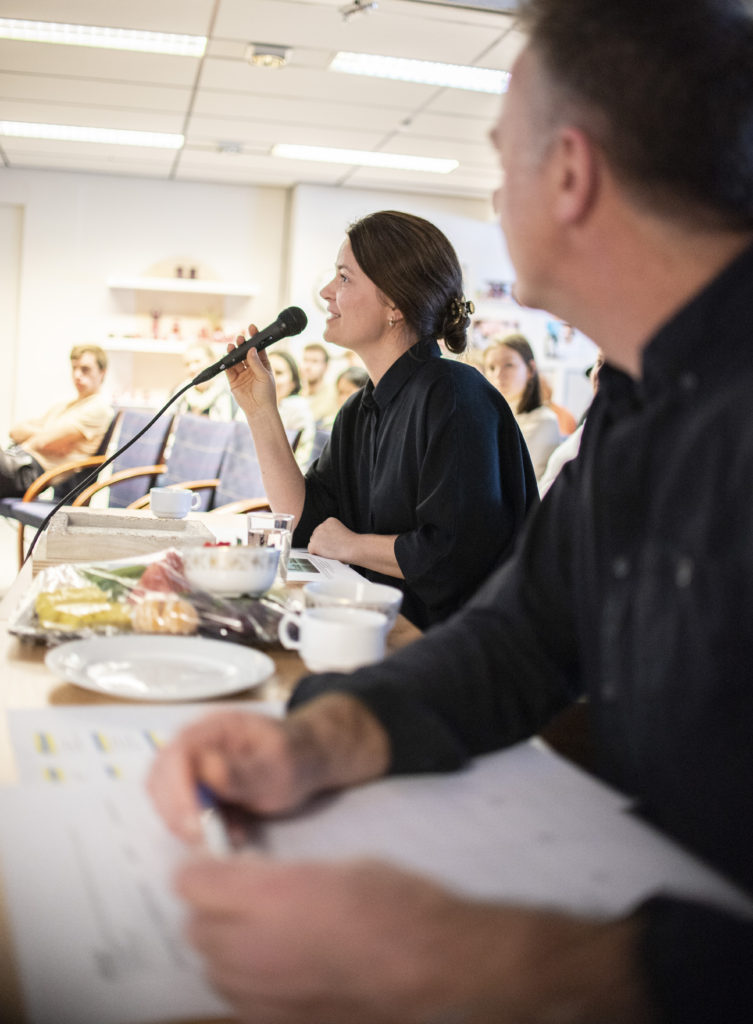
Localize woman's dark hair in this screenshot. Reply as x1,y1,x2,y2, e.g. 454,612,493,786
271,350,301,395
498,333,543,415
518,0,753,229
347,210,470,354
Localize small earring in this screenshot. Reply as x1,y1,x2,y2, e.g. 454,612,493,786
388,317,395,327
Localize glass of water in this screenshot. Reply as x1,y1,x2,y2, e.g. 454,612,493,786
247,511,295,581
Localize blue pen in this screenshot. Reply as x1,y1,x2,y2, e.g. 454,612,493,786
196,782,232,856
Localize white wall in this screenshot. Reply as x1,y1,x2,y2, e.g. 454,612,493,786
0,169,287,419
286,183,510,345
0,168,596,425
0,204,24,441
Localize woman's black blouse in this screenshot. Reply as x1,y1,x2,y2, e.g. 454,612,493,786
293,339,538,628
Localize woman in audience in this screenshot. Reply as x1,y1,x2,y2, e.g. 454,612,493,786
335,366,369,407
539,375,577,436
228,210,538,628
483,334,562,480
538,351,603,497
266,350,316,469
172,342,235,421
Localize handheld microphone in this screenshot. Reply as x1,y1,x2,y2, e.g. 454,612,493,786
191,305,308,385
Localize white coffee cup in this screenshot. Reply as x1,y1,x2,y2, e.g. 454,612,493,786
149,487,201,519
278,606,389,673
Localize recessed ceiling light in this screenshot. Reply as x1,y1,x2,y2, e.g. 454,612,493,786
245,43,289,69
0,18,206,57
0,121,184,149
330,51,509,94
271,143,457,174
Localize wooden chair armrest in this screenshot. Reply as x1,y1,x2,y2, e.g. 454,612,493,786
210,497,272,515
21,456,107,501
72,464,166,506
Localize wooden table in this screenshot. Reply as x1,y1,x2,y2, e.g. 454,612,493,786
0,574,421,1024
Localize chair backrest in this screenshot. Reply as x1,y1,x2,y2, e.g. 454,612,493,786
51,411,121,500
211,420,266,508
106,408,174,508
305,428,331,470
159,414,236,511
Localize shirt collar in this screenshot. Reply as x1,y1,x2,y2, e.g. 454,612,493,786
641,237,753,395
361,338,441,412
600,237,753,407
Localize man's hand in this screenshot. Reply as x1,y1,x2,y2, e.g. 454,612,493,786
147,695,391,844
175,854,655,1024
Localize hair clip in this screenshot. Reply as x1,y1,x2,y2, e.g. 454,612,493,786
447,297,475,327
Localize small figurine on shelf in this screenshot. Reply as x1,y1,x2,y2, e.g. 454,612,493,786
150,308,161,340
176,266,184,278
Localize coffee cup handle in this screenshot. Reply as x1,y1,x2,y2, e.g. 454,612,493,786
278,612,302,651
190,492,201,510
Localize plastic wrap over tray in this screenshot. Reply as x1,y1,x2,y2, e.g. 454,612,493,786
8,547,292,648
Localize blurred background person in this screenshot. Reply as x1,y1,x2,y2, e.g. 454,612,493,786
300,342,338,428
171,341,235,421
540,374,577,436
2,344,112,497
538,352,603,497
335,365,369,408
267,350,316,469
483,333,562,480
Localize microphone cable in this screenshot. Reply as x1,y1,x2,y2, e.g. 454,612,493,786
20,304,308,567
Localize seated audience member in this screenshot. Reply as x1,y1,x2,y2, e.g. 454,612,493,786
540,374,578,435
171,342,235,421
335,365,369,406
484,334,562,479
227,209,538,628
300,342,338,427
149,2,753,1022
320,365,370,430
538,353,603,497
267,350,316,469
2,344,113,498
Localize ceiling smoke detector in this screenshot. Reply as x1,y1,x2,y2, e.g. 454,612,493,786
339,1,378,21
246,43,289,68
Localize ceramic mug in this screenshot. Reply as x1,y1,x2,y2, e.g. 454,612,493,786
149,487,201,519
278,606,389,673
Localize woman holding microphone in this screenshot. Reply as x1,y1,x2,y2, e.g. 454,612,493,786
228,210,537,628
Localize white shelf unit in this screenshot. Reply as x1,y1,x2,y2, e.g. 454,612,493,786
107,276,257,298
104,275,257,406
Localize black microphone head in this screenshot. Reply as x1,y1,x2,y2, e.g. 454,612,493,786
280,305,308,336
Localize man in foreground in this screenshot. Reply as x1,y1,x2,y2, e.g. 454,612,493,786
149,1,753,1020
2,344,112,497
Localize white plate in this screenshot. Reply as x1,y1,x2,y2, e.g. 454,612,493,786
45,635,275,702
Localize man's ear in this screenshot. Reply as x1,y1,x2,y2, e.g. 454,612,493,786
550,126,600,225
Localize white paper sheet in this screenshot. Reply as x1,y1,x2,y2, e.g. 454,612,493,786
285,549,365,582
0,781,230,1024
0,711,750,1024
7,700,283,785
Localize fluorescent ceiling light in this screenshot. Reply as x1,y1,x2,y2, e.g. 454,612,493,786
331,51,509,94
0,18,206,57
0,121,184,149
272,144,457,174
